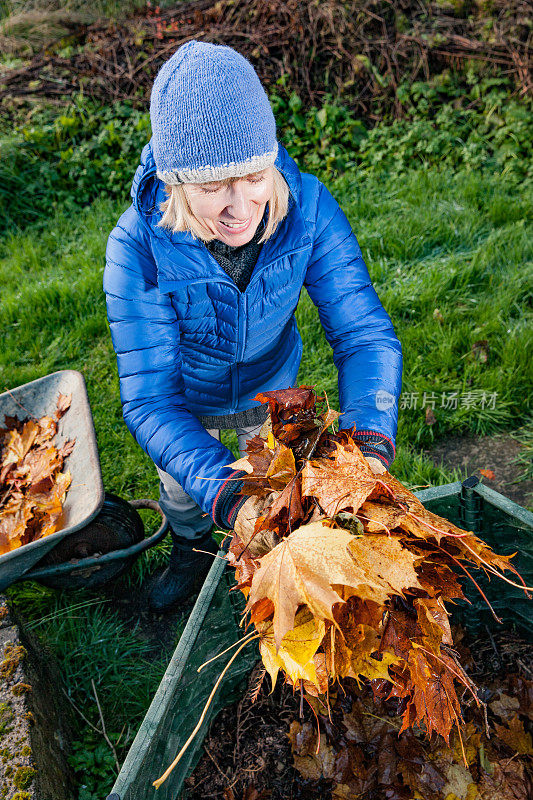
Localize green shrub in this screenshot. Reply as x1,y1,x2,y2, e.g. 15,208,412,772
0,96,151,234
272,74,532,182
1,74,530,236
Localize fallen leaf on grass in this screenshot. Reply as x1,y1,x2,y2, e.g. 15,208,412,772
479,468,495,480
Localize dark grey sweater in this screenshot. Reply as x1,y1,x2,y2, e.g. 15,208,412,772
206,216,266,292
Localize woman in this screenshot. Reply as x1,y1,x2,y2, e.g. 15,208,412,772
104,40,402,612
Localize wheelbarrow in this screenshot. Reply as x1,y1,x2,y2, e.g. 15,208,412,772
0,370,169,592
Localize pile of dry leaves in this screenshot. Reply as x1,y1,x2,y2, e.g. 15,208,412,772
0,393,74,555
288,652,533,799
226,386,530,750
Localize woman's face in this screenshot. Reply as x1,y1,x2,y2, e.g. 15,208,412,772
183,167,274,246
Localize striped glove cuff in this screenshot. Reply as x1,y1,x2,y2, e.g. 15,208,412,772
212,470,248,529
353,429,396,468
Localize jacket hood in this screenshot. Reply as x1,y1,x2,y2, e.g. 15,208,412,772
130,137,304,240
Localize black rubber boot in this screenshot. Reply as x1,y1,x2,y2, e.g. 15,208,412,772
148,528,218,613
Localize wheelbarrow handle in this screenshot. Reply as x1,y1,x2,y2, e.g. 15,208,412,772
128,498,170,549
21,499,169,581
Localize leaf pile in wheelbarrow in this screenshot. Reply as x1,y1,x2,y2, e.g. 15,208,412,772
0,393,74,555
225,386,531,752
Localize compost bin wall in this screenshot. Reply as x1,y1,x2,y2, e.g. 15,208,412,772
0,594,76,800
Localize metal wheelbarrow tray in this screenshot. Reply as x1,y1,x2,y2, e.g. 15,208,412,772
0,370,104,591
107,477,533,800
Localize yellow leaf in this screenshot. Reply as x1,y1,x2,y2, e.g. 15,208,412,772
228,456,253,474
258,608,325,691
265,443,296,489
349,624,400,685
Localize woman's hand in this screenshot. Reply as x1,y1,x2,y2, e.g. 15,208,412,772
364,456,387,475
234,495,270,541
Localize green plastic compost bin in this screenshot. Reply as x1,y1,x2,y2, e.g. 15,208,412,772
106,477,533,800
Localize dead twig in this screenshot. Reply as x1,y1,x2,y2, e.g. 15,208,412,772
91,678,121,773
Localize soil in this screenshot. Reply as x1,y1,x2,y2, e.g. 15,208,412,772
183,664,326,800
423,430,533,510
183,629,533,800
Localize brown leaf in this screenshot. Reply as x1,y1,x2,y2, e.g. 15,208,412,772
0,498,34,555
415,596,452,650
494,715,533,756
1,421,39,467
255,475,304,537
58,438,75,460
342,697,395,746
244,435,275,475
22,445,62,494
254,387,318,446
247,523,356,647
402,647,462,742
472,339,489,364
33,415,57,446
477,757,532,800
489,692,520,722
505,675,533,722
302,443,377,516
234,495,275,547
30,470,71,538
55,392,72,419
288,721,337,781
425,406,436,426
357,500,407,534
414,558,465,600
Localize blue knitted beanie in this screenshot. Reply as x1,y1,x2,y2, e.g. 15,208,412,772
150,40,278,184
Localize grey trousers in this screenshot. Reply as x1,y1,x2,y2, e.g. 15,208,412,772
156,421,264,541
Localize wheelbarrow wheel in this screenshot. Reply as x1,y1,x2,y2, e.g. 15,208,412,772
36,493,145,590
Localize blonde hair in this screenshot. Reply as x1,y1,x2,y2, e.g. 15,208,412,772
157,166,289,244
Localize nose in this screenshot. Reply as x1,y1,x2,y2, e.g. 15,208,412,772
225,182,252,221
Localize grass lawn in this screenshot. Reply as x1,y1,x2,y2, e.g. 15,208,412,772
1,159,531,796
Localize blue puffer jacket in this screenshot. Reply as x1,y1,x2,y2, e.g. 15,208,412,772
104,139,402,517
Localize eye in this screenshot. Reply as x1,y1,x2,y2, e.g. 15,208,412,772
201,184,223,194
247,175,265,184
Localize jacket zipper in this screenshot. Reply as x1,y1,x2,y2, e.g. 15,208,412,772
162,238,312,294
164,239,311,412
232,293,245,411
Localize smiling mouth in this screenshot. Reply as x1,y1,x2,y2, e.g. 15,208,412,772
218,218,252,233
